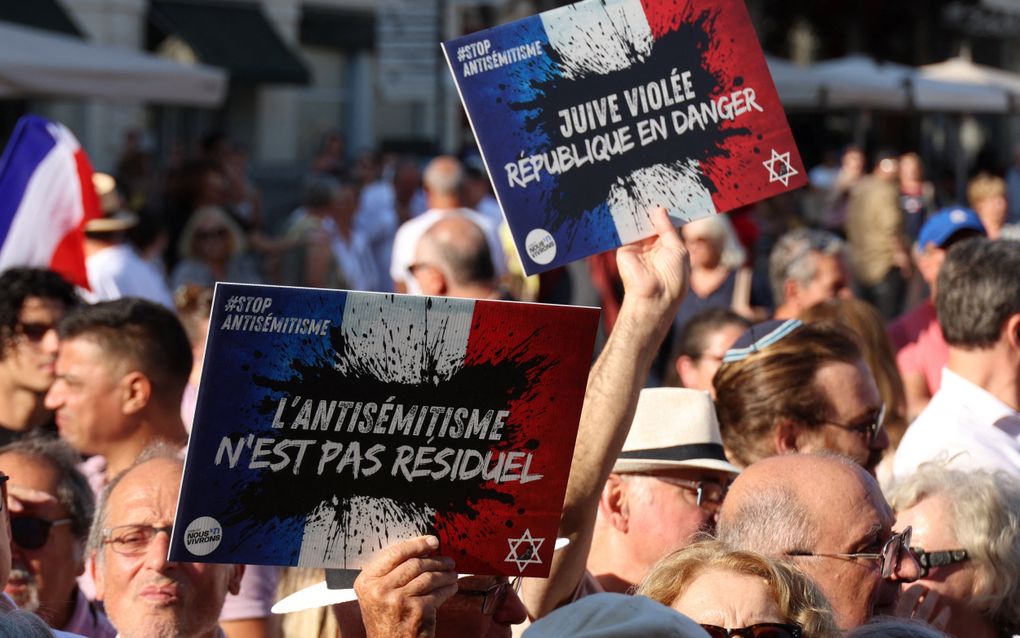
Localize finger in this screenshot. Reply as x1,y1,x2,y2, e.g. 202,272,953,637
384,556,457,589
894,583,925,617
414,581,460,610
400,568,459,597
363,536,441,577
914,587,940,622
6,486,57,513
648,207,685,250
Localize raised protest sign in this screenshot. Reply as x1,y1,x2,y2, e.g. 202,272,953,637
442,0,806,275
169,283,599,577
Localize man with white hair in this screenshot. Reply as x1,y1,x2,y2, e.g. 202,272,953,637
768,228,851,320
389,156,505,293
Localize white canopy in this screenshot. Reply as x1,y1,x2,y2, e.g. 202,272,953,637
766,56,824,108
0,22,226,107
922,56,1020,110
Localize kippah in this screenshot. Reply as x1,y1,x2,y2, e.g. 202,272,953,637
722,319,802,363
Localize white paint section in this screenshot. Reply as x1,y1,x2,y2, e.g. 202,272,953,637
333,293,475,385
607,160,717,243
540,0,653,80
0,123,85,270
297,495,437,568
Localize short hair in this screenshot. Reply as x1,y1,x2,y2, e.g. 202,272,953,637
936,238,1020,348
419,216,495,285
846,618,950,638
0,268,78,358
713,323,863,467
87,442,182,559
682,215,746,270
423,156,464,197
675,308,751,360
768,230,845,305
716,485,818,555
0,609,60,638
637,540,839,638
0,438,94,541
58,298,193,400
967,173,1006,206
888,464,1020,633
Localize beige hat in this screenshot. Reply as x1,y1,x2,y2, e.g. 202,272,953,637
613,388,740,476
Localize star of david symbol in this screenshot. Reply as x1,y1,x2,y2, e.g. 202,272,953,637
763,149,798,187
505,528,545,572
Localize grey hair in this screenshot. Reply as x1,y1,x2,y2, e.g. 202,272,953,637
0,609,58,637
768,229,845,305
86,442,183,561
888,463,1020,633
936,238,1020,349
717,485,818,555
845,617,950,638
684,215,746,270
423,156,464,197
0,438,94,541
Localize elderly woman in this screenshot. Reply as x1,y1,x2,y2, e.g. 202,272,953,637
171,205,261,289
637,540,839,638
889,464,1020,638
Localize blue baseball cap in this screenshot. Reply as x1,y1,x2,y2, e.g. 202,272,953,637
918,207,986,249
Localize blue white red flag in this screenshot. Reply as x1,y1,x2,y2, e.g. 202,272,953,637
0,115,101,288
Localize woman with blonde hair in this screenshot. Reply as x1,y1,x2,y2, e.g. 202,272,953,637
637,540,839,638
171,205,261,289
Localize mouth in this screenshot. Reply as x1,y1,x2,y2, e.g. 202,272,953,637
139,583,181,604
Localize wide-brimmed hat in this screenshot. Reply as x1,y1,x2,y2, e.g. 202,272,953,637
613,388,740,476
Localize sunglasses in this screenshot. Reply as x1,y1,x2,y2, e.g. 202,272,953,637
700,623,803,638
648,475,729,510
820,404,886,444
911,547,969,578
458,576,521,615
11,517,72,550
16,322,55,342
788,526,914,580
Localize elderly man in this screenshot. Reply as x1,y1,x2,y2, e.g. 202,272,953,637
768,229,851,320
87,448,243,638
409,215,508,300
0,438,114,636
894,238,1020,480
717,453,920,629
714,321,889,475
0,268,78,443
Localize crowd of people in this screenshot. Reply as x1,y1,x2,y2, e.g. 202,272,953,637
0,130,1016,638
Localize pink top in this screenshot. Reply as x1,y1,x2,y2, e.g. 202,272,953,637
888,300,948,395
64,588,117,638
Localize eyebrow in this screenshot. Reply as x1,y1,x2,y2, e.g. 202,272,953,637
851,523,883,551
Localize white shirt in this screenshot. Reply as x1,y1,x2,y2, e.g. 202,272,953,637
389,207,507,293
331,228,382,292
894,367,1020,480
85,244,174,308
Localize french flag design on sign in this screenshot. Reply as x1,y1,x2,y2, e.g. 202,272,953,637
0,115,101,288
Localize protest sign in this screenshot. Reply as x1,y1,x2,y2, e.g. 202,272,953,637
443,0,806,275
169,283,599,577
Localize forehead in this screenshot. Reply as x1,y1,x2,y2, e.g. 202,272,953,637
19,296,66,321
813,359,880,417
105,459,182,525
58,336,115,370
0,452,61,495
895,495,956,549
808,464,891,547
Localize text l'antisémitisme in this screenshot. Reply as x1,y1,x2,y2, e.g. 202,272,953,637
211,394,544,485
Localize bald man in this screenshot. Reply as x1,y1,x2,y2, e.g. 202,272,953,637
409,215,506,299
717,454,920,630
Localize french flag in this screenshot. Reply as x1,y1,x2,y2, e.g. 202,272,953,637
0,115,101,289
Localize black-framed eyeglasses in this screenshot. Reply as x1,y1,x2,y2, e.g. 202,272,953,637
101,524,173,556
911,547,969,578
700,622,803,638
648,475,729,510
788,526,914,580
820,404,886,444
458,576,521,615
15,322,55,343
11,517,72,550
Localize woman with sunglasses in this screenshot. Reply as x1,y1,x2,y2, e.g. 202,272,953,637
636,541,839,638
889,463,1020,638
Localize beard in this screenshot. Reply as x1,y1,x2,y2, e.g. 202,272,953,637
7,567,40,611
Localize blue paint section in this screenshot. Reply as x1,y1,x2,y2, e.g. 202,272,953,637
0,116,57,245
170,282,348,567
445,18,621,273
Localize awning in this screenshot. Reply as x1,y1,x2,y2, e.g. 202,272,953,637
0,0,83,37
300,7,374,51
0,22,226,107
150,0,310,84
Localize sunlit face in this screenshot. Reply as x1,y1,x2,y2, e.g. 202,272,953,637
679,324,746,394
44,337,129,456
799,359,888,475
682,222,723,270
0,297,66,395
672,568,785,628
974,195,1008,236
796,253,851,309
93,458,242,638
0,452,82,623
895,496,976,616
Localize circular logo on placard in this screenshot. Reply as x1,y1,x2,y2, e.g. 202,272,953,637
184,516,223,556
526,228,556,265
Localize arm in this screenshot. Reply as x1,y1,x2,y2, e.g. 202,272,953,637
520,207,689,617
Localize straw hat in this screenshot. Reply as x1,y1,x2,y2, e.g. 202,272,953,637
613,388,740,476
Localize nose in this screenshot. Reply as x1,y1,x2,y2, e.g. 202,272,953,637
144,528,173,572
871,424,890,451
43,380,63,410
890,546,922,584
40,328,60,356
493,589,528,626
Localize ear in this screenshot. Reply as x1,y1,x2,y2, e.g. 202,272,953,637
416,267,446,297
782,279,799,308
120,371,151,416
90,552,104,601
598,474,629,533
773,418,803,455
676,355,696,388
1005,313,1020,351
227,563,245,595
